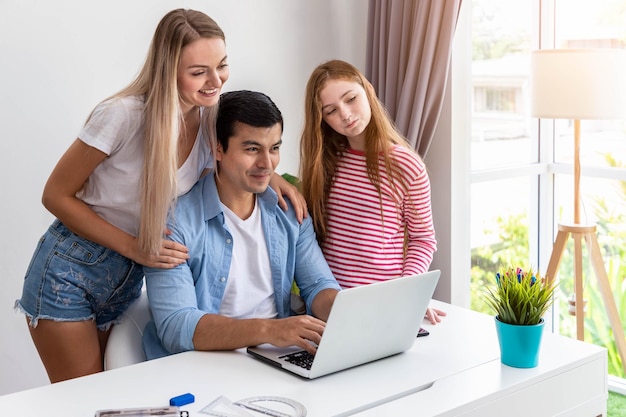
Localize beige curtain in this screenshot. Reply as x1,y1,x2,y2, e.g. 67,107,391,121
367,0,462,157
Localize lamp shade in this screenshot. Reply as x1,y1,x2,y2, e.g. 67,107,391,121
530,48,626,120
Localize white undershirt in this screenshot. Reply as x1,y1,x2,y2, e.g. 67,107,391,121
218,198,277,319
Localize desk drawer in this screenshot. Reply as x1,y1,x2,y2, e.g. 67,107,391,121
455,359,607,417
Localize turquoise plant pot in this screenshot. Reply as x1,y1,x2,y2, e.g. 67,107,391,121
494,316,545,368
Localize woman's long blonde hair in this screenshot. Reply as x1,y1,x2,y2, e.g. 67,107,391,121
299,59,413,243
103,9,224,254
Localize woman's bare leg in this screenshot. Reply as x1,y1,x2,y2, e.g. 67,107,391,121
98,326,111,367
27,318,105,383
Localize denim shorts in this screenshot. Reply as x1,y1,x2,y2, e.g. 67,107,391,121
15,219,144,331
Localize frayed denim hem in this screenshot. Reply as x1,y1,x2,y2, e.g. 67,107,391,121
98,319,121,332
14,299,98,329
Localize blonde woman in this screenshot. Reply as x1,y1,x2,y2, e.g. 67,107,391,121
299,59,443,324
16,9,304,383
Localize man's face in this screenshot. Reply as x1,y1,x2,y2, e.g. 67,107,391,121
216,122,282,196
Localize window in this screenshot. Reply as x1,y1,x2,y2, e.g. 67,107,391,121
467,0,626,383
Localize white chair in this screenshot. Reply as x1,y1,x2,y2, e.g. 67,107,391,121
103,288,152,370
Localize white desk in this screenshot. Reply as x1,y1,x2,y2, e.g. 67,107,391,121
355,318,608,416
0,301,607,416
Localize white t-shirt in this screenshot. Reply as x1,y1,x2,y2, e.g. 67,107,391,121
218,198,277,319
76,96,212,236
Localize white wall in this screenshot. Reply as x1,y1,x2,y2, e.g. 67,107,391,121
0,0,367,395
428,0,472,307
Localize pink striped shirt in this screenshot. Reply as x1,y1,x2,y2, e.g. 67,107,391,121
321,145,437,288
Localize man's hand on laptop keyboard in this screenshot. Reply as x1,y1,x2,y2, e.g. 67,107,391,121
265,315,326,354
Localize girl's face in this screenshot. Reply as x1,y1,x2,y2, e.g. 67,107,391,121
319,78,371,148
177,37,229,112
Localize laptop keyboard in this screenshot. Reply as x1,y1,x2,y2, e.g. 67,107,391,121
279,350,315,370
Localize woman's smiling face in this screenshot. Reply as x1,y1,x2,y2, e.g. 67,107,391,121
177,37,229,111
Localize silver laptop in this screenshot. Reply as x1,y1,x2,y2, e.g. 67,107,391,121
246,270,440,379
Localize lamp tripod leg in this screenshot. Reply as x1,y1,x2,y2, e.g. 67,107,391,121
573,233,585,341
545,224,626,374
545,230,570,287
585,232,626,375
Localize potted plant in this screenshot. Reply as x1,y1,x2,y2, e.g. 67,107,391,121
483,266,558,368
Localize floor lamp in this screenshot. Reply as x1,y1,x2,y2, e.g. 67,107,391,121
531,48,626,374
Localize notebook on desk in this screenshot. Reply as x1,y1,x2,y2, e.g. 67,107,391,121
246,269,440,379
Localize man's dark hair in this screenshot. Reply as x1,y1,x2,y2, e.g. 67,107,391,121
216,90,284,152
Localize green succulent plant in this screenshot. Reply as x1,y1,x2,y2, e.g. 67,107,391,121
484,266,558,325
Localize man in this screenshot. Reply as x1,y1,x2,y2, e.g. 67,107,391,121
142,90,340,360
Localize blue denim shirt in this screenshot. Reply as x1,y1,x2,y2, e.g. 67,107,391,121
142,173,340,359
